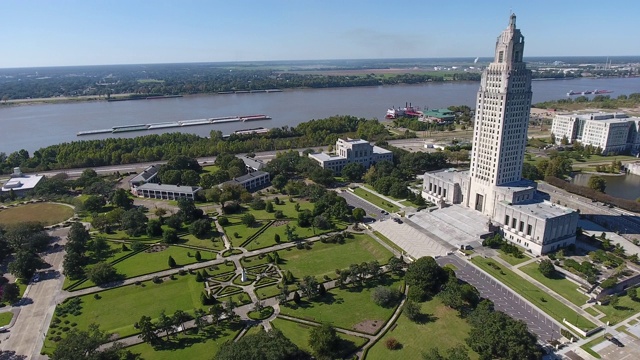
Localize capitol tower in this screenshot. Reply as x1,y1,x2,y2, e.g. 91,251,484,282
467,14,533,215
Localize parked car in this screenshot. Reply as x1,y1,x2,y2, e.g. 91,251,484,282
605,334,623,347
0,327,8,333
32,273,40,283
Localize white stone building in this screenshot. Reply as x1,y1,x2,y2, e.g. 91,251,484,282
551,112,640,154
221,171,270,191
308,138,393,174
421,14,578,255
134,183,201,200
1,168,44,197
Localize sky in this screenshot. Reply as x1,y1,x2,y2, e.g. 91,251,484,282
2,0,639,68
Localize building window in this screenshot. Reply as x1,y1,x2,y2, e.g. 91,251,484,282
505,215,510,225
519,221,524,232
498,51,504,63
512,218,516,228
527,224,532,236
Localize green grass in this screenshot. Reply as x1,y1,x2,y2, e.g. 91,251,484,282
367,297,478,360
471,257,595,332
247,199,314,220
255,283,292,300
280,275,403,331
594,288,640,325
272,317,368,354
0,312,13,327
584,307,600,317
372,231,404,254
201,165,221,173
114,245,215,278
497,250,529,266
222,219,268,247
580,335,606,359
244,220,345,251
43,275,203,355
0,203,74,226
126,322,242,360
279,233,393,280
519,263,589,306
101,230,160,242
64,241,132,290
352,188,400,212
178,233,226,251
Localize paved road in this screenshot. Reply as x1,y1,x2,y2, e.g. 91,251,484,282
436,255,562,343
338,190,392,221
0,228,69,359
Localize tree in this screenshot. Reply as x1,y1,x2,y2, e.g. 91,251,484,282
83,195,106,213
388,257,405,275
274,233,281,243
88,235,111,261
9,249,42,280
309,323,341,360
168,255,177,268
63,250,85,280
120,208,148,237
405,256,449,301
165,214,183,230
189,219,212,238
158,310,176,340
111,188,133,209
193,308,208,333
299,276,319,299
177,198,200,223
51,323,131,360
214,328,309,360
271,174,288,190
147,219,163,237
403,300,421,322
85,262,119,285
371,286,402,307
162,228,179,244
538,259,556,278
242,213,256,226
341,162,366,182
352,208,365,224
588,175,607,193
138,315,160,345
265,201,274,213
1,282,20,304
195,250,202,261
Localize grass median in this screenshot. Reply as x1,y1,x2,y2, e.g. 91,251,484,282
352,188,400,213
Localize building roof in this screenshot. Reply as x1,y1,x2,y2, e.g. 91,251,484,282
137,183,201,193
504,199,575,219
1,175,44,192
309,152,345,162
425,168,468,184
422,108,455,118
130,165,159,184
372,146,392,155
239,156,265,171
341,138,370,145
232,171,269,183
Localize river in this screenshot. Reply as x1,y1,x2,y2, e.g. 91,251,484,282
1,77,640,154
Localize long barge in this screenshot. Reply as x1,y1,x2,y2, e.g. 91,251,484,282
77,114,271,136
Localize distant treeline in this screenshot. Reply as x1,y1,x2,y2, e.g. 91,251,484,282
534,93,640,110
545,176,640,212
0,115,408,174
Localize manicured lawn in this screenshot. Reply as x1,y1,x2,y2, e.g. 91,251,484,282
255,283,296,300
272,317,368,354
64,241,132,290
585,307,600,317
0,203,74,226
352,188,400,212
126,322,242,360
178,233,226,251
101,230,161,242
497,250,529,266
279,233,394,280
201,165,221,174
244,220,346,251
114,245,215,278
580,335,606,359
221,218,268,247
247,199,314,220
520,263,589,306
0,311,13,327
595,288,640,325
43,275,203,355
471,257,596,332
280,276,403,331
367,298,478,360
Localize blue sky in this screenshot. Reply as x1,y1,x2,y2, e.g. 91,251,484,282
2,0,639,68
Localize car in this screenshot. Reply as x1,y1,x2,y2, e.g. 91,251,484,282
605,334,624,347
0,327,8,333
32,273,40,282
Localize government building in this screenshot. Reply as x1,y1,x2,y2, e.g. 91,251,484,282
551,112,640,154
308,138,392,174
421,14,578,255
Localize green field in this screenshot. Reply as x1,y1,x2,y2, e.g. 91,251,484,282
352,188,400,212
280,276,403,331
595,288,640,325
114,245,215,278
520,263,589,306
0,311,13,327
247,199,314,220
497,250,529,266
0,203,74,226
126,322,242,360
45,275,203,354
580,335,606,359
471,257,595,332
279,233,393,280
244,220,346,251
272,317,368,354
367,298,478,360
178,233,226,251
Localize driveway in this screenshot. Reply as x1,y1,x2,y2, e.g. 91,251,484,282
436,255,561,343
338,190,391,221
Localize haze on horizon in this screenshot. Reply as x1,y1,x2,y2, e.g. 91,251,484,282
2,0,639,68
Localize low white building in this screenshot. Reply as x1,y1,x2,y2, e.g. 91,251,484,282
133,183,201,200
551,112,640,154
308,138,393,174
1,168,44,197
221,171,270,191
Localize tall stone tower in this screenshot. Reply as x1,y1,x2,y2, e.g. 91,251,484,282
467,14,532,215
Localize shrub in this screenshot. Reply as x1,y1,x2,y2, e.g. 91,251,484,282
274,234,281,243
168,255,177,268
600,277,617,289
372,286,402,308
385,338,401,350
131,241,146,251
274,210,284,219
195,251,202,261
538,259,556,278
218,216,229,226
